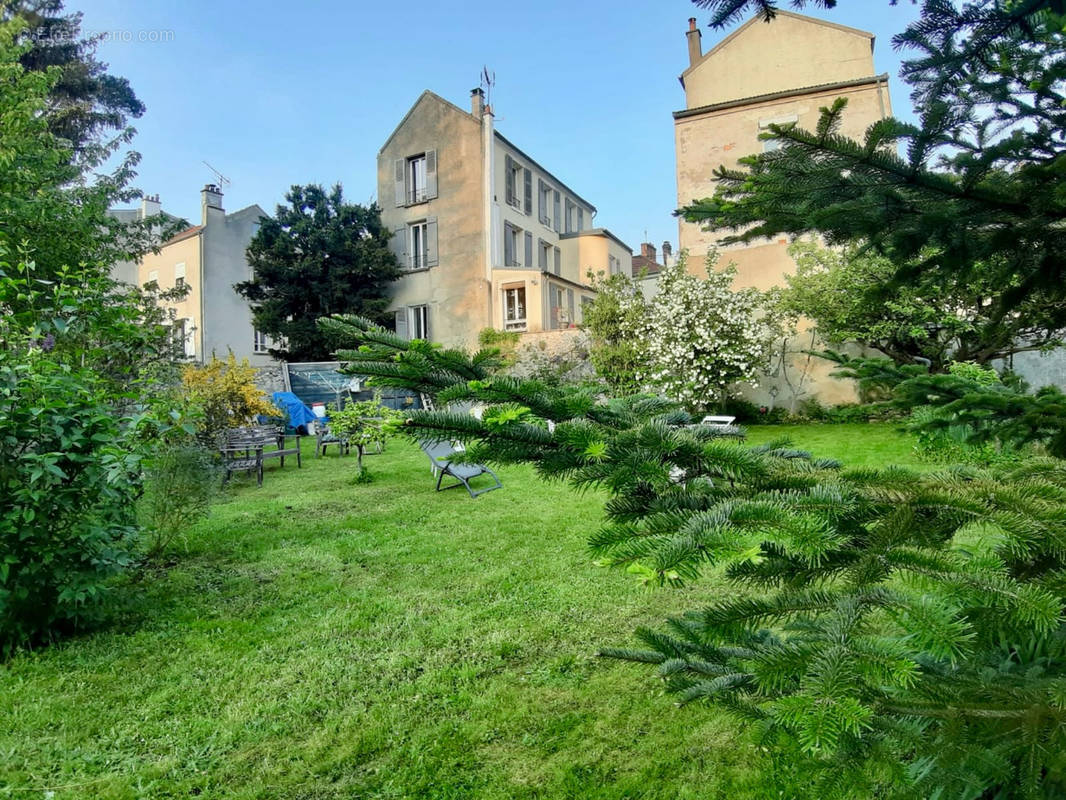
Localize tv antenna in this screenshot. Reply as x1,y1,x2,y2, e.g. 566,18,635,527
480,66,495,110
202,160,231,189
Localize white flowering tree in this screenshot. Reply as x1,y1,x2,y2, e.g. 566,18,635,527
641,252,779,411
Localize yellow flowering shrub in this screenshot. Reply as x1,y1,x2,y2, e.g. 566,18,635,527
181,354,278,441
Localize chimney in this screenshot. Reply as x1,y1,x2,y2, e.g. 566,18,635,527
201,183,224,225
140,193,161,219
686,17,702,67
640,242,657,262
661,241,673,265
471,87,485,120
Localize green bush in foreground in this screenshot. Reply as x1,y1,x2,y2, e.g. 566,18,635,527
322,314,1066,798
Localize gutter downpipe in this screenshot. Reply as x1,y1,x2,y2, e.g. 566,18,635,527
483,105,495,326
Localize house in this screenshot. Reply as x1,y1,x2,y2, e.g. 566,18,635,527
674,11,892,290
111,185,272,365
377,89,632,349
672,12,894,405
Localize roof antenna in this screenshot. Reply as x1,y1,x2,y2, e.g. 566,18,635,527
480,65,495,111
202,160,231,189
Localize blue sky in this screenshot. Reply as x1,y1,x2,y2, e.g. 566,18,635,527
70,0,922,253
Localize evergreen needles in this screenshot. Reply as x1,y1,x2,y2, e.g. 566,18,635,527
323,314,1066,797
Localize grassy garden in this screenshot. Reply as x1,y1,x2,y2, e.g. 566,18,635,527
0,425,914,799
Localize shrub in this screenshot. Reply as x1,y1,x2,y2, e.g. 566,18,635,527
908,405,1022,467
723,396,765,423
181,354,278,445
0,349,140,653
137,445,218,559
801,400,902,424
947,359,1001,386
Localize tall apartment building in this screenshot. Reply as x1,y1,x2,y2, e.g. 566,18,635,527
111,185,272,365
673,11,893,404
674,11,892,290
378,89,632,349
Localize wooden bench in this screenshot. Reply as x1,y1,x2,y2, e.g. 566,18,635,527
221,426,302,486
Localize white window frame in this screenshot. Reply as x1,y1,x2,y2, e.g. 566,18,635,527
173,317,195,359
505,222,522,267
508,160,524,210
564,199,576,233
539,181,552,226
409,220,428,269
549,283,568,330
503,286,527,331
408,153,427,204
410,304,429,340
253,329,271,354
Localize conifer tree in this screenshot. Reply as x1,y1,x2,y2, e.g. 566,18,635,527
683,1,1066,324
322,314,1066,798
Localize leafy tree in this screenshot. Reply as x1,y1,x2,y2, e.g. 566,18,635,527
581,270,649,394
682,1,1066,326
780,241,1065,370
0,20,190,650
327,391,401,478
3,0,145,156
236,184,401,361
0,17,174,288
319,314,1066,797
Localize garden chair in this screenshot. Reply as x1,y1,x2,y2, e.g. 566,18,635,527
419,439,502,498
699,415,737,429
220,436,264,487
315,424,350,457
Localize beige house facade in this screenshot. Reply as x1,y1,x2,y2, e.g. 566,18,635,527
114,186,273,365
378,90,631,350
674,11,893,404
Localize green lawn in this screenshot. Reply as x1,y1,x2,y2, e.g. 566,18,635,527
745,421,922,468
0,424,917,799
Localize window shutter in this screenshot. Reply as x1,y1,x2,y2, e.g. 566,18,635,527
425,149,438,199
577,207,584,231
538,180,546,223
567,288,575,326
538,239,547,269
504,155,514,205
524,231,533,267
395,309,409,340
553,191,561,232
394,158,406,207
504,222,514,266
426,217,438,266
391,225,408,267
554,246,561,275
523,168,532,215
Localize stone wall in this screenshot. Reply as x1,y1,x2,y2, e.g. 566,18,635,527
253,364,287,395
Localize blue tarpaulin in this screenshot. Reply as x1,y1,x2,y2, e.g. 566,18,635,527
271,391,317,431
